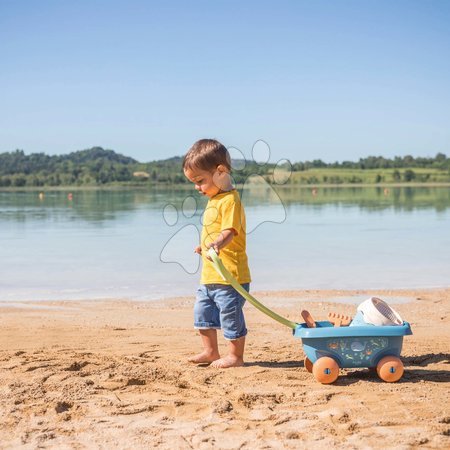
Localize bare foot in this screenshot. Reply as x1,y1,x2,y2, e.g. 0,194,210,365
210,355,244,368
188,351,220,364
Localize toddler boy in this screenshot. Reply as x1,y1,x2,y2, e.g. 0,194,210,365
183,139,251,368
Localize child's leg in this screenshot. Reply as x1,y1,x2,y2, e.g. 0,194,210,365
210,336,245,368
209,283,249,369
188,329,220,364
189,285,221,364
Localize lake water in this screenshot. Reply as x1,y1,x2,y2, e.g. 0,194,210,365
0,186,449,302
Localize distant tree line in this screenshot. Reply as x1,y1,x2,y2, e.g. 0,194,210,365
292,153,449,171
0,147,448,187
0,147,272,187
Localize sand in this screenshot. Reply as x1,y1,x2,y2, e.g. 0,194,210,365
0,288,449,449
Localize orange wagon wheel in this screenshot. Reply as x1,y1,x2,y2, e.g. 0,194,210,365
376,356,404,382
304,356,313,373
312,356,339,384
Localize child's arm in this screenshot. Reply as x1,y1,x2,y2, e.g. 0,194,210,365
206,228,236,259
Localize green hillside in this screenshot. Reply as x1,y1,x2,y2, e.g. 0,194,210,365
0,147,449,188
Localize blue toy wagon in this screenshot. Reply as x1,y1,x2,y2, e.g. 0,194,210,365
294,321,412,383
209,249,413,384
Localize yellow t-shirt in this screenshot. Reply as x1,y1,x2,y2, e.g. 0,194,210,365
200,189,251,285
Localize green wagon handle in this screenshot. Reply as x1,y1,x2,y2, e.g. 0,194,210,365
208,248,297,330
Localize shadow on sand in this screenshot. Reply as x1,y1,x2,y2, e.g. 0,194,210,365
245,352,450,384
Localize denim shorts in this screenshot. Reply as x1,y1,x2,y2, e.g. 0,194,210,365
194,283,250,340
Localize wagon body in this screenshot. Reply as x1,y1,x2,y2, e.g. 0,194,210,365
293,321,412,369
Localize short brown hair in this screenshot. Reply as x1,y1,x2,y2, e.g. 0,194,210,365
183,139,231,172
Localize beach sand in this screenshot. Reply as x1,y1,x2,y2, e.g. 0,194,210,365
1,289,449,449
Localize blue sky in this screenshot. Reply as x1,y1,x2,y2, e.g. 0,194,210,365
1,0,449,163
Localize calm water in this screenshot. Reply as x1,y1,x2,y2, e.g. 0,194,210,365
0,186,449,302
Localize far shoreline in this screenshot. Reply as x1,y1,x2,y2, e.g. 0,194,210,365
1,182,450,192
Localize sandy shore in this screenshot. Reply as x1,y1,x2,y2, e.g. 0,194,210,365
1,288,449,449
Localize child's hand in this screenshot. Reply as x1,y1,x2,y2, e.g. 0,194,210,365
205,230,234,261
206,243,220,261
194,245,202,255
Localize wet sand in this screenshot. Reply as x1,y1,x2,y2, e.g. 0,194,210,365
1,288,449,449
